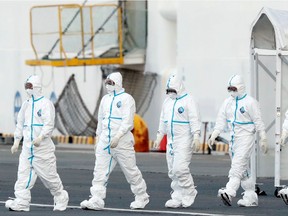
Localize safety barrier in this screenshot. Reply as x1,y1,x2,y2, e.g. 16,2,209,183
53,136,95,145
54,135,70,144
149,141,229,154
0,134,95,145
214,142,229,153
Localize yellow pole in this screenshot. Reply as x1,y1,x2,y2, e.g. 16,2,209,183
80,5,85,58
118,6,123,59
29,7,40,61
58,5,63,59
89,5,95,58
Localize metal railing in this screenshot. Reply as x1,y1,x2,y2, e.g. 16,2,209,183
27,3,123,67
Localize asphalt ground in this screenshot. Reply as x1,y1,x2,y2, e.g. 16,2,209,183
0,144,287,216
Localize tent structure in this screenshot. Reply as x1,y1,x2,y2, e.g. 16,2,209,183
250,7,288,194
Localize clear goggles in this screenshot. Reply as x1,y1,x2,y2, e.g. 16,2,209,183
25,82,33,90
227,86,237,92
166,88,177,94
105,78,115,86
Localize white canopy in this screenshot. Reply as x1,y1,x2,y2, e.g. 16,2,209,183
250,7,288,183
251,7,288,50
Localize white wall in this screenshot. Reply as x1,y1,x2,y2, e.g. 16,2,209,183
178,1,250,121
0,1,32,134
144,1,177,139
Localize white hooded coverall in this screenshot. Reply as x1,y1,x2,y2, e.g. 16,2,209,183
278,110,288,204
214,74,266,204
7,75,68,211
282,110,288,132
158,74,201,207
86,72,148,209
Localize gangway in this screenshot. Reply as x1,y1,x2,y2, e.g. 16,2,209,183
25,3,146,67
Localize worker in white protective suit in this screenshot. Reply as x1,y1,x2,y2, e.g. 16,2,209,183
208,74,267,207
279,110,288,205
153,73,201,208
6,75,69,212
80,72,149,210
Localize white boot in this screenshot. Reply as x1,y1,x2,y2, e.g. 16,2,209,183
80,196,104,210
182,188,198,208
279,187,288,205
53,190,69,211
165,188,182,208
5,199,30,211
165,199,182,208
237,191,258,207
218,188,232,206
130,193,149,209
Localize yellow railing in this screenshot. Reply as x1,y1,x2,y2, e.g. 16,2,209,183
26,4,123,67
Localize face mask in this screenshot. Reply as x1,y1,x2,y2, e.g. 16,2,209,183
168,92,177,99
26,89,33,97
230,91,238,98
106,84,115,93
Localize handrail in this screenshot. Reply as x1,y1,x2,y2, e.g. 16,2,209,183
29,4,81,61
45,0,88,59
76,4,121,58
27,3,124,66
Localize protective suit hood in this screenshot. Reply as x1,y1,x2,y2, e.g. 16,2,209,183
228,74,246,98
166,74,185,97
25,75,42,99
106,72,123,94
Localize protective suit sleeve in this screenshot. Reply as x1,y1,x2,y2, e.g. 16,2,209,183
259,131,268,154
188,97,201,135
283,110,288,132
153,102,167,150
96,98,104,136
116,95,136,136
280,110,288,146
247,99,267,153
214,100,228,133
11,139,21,154
249,100,266,133
280,129,288,146
94,135,99,150
39,100,55,138
14,102,27,140
157,102,167,136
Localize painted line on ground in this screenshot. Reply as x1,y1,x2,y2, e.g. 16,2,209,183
0,201,243,216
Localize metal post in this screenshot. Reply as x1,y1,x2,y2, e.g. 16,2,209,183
274,50,282,188
251,51,258,185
